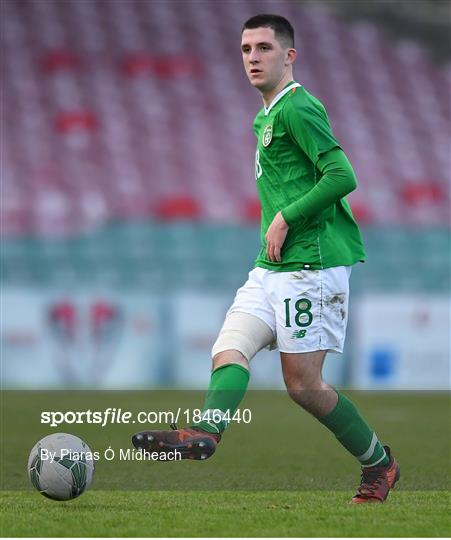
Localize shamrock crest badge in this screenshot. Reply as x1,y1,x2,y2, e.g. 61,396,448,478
262,124,273,147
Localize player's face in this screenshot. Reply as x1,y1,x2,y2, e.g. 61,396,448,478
241,27,292,93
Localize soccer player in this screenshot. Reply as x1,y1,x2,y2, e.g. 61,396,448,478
133,14,400,503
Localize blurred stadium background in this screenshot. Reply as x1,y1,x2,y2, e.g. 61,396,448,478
1,0,450,390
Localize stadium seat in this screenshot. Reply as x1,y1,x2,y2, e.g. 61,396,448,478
155,196,202,221
40,49,82,73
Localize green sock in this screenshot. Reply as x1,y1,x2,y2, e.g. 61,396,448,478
319,391,389,467
191,363,250,435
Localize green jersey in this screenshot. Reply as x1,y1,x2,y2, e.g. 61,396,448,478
253,82,366,271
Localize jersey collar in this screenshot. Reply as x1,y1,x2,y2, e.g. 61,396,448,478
264,82,302,116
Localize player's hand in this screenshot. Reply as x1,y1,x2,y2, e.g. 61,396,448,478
265,211,289,262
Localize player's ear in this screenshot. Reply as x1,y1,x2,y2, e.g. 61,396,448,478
285,48,297,66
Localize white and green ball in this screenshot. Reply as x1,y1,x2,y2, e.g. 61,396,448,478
27,433,95,501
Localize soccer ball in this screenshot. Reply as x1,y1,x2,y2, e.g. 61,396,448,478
27,433,95,501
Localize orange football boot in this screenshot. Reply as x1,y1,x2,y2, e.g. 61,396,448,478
352,446,400,503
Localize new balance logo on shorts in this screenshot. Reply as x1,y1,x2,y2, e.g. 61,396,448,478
291,330,307,339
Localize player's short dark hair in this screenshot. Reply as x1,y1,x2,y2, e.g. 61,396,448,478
242,14,295,48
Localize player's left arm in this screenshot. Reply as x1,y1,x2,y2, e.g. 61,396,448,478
265,149,356,262
281,148,357,224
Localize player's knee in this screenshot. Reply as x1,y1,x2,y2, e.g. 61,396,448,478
212,349,248,371
286,386,320,410
211,312,275,363
283,374,323,405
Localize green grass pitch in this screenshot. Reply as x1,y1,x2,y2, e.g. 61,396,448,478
1,390,449,537
1,490,449,537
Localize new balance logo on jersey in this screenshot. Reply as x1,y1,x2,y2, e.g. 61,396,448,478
291,330,307,339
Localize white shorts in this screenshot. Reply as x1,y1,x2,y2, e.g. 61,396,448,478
227,266,352,354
